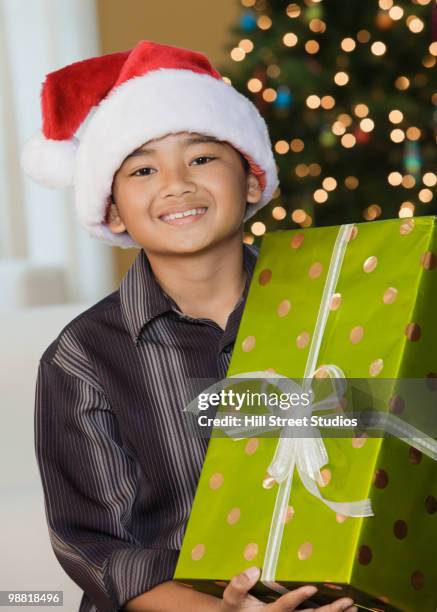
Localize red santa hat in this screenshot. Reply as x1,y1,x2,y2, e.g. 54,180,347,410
21,40,278,249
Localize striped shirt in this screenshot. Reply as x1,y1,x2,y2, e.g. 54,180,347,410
34,242,259,612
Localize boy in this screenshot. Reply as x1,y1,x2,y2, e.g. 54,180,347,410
23,41,356,612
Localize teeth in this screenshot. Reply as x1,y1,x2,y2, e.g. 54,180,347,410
161,207,206,222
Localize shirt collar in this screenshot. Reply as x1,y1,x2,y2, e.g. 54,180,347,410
120,243,259,346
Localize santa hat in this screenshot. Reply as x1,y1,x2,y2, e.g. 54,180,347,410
21,40,278,249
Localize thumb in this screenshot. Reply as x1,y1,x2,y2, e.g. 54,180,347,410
222,566,260,609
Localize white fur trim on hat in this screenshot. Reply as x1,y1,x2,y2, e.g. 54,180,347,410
74,69,279,249
20,130,78,188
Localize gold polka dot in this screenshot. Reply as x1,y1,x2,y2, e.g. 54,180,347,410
421,251,437,270
363,256,378,273
330,293,342,310
282,505,295,524
258,268,272,285
358,545,372,565
389,394,405,414
242,335,256,352
264,367,276,373
243,542,259,561
277,299,291,317
374,468,389,489
378,596,390,604
309,262,323,279
296,331,311,349
347,225,358,242
314,365,329,379
191,544,206,560
324,583,343,590
244,438,259,455
291,233,305,249
383,287,398,304
209,473,224,490
336,513,348,524
352,433,368,448
411,570,425,590
400,218,415,235
227,507,241,525
405,322,421,341
350,326,364,344
369,358,384,376
319,468,331,487
297,542,313,560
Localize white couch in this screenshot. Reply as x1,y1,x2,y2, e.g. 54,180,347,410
0,304,92,611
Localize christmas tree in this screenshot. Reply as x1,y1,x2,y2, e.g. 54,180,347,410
221,0,437,243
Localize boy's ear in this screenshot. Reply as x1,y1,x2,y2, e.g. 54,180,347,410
106,198,127,234
246,173,262,205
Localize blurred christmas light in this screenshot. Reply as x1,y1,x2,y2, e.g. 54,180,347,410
341,133,357,147
309,163,322,176
345,176,359,189
286,3,301,18
419,189,433,203
389,5,404,19
222,76,232,85
241,0,256,6
274,86,293,108
322,177,338,191
360,118,375,131
240,10,257,32
422,56,436,69
314,189,329,203
399,202,415,217
407,16,424,33
309,19,326,33
338,113,353,126
354,103,369,117
332,121,346,135
266,64,281,78
272,206,287,220
251,221,266,235
388,171,403,185
239,39,254,52
290,138,305,152
275,140,290,154
301,215,313,228
416,0,431,4
334,71,349,86
389,109,403,123
306,94,321,108
247,78,263,93
406,127,421,140
292,209,307,223
321,95,336,109
423,173,437,187
258,15,272,30
371,41,387,56
378,0,393,8
305,40,320,54
262,88,277,102
357,30,371,43
429,43,437,57
390,128,405,142
395,76,410,90
363,204,382,220
243,233,255,245
402,174,416,188
283,32,298,47
295,164,309,177
231,47,246,61
341,38,357,52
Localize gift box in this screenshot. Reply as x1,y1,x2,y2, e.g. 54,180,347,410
174,217,437,611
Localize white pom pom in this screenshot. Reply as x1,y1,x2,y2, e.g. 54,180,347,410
20,130,78,188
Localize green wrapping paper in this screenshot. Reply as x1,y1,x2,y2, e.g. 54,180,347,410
174,216,437,611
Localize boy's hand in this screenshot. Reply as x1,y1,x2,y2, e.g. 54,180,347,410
220,567,358,612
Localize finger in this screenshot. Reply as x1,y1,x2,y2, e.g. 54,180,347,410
222,566,261,610
311,598,356,612
268,585,318,610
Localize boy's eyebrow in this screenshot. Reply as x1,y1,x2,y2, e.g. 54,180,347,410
126,135,221,158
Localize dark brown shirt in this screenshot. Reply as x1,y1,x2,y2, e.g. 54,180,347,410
34,242,259,612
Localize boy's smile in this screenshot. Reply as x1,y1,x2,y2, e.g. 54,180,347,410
107,131,262,255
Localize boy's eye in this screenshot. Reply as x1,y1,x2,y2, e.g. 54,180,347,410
132,167,155,177
192,156,216,165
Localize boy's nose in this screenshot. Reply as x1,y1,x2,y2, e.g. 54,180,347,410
159,165,196,199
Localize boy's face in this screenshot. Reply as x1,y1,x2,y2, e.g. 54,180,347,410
107,131,262,254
